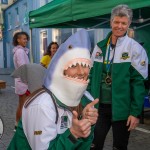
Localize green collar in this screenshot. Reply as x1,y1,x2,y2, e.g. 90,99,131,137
97,31,112,48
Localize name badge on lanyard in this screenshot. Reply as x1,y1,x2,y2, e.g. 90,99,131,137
105,38,116,85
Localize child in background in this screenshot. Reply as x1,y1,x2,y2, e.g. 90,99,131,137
12,32,30,131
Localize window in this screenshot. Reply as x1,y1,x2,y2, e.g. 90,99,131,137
52,29,60,43
15,7,19,27
23,3,28,24
0,13,3,25
40,31,47,58
8,13,12,30
1,0,8,4
0,25,3,40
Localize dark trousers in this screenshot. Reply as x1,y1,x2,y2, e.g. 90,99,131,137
93,104,130,150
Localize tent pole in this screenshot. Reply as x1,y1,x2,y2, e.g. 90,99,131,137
134,23,150,30
29,28,33,63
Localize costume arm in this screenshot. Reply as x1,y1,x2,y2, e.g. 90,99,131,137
130,44,148,117
48,129,79,150
48,118,94,150
49,98,95,150
23,94,93,150
22,94,58,150
74,126,94,150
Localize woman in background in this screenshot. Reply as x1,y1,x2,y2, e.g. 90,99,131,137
40,42,59,68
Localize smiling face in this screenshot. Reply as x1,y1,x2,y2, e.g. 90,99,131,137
50,44,58,58
64,59,90,84
111,16,130,39
17,34,28,47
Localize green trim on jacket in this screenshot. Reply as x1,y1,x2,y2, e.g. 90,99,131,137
49,126,94,150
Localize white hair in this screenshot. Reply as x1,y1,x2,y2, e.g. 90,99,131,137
111,4,133,23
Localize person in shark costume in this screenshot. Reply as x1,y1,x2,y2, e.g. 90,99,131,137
8,29,99,150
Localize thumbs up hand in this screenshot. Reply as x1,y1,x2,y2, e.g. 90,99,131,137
70,111,91,139
82,98,99,125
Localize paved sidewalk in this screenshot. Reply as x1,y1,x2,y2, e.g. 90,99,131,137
0,69,17,150
103,124,150,150
0,68,150,150
0,68,14,75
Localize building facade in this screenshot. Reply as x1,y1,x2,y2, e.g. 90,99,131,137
3,0,54,68
2,0,110,68
0,0,14,68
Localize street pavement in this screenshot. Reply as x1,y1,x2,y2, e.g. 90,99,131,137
0,68,18,150
0,68,150,150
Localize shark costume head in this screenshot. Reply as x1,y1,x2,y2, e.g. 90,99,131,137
43,29,91,107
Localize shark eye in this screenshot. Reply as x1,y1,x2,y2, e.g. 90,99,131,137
68,45,73,49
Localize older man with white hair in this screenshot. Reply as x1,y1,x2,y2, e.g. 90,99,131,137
90,4,148,150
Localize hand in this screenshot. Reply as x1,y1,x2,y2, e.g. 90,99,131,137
70,111,91,139
126,115,139,131
82,99,99,125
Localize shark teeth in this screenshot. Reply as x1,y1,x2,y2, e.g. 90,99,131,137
63,58,91,84
73,62,76,66
64,59,91,70
65,76,87,84
77,61,81,65
82,62,86,66
69,64,72,68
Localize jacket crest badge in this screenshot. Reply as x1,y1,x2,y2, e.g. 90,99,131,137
121,52,130,60
95,52,103,59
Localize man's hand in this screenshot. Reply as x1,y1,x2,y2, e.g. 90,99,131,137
126,115,139,131
82,99,99,125
70,111,92,139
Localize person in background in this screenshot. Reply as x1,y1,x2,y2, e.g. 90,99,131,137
40,42,59,68
89,4,148,150
8,29,99,150
12,32,30,131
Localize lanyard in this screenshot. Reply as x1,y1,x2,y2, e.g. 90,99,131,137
106,40,115,75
